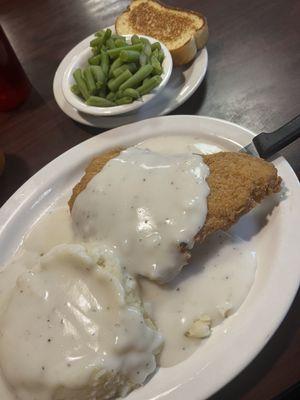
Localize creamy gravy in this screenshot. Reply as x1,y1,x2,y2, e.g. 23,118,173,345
137,135,225,155
0,206,76,400
72,147,210,283
141,231,256,367
0,244,163,400
23,206,75,255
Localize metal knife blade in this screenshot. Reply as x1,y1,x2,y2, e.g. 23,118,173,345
239,141,260,157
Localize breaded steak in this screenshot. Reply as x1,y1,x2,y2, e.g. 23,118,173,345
68,150,281,240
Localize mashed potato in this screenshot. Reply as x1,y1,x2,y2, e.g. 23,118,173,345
0,243,163,400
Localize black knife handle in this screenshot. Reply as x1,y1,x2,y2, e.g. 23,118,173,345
253,115,300,158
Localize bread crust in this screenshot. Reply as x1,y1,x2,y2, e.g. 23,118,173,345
115,0,208,66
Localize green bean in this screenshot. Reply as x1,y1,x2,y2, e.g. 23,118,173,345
119,64,153,91
83,67,97,94
90,36,104,48
120,50,140,62
112,63,138,77
101,50,110,76
73,68,90,100
107,43,143,58
108,57,123,77
115,90,124,99
157,49,165,63
137,75,162,96
102,28,112,44
86,96,115,107
143,42,152,57
111,34,124,40
108,69,132,92
151,55,162,74
114,38,127,47
71,84,81,96
126,62,138,73
92,46,99,55
131,35,141,45
98,86,107,97
106,38,115,49
96,81,104,90
115,96,133,105
95,30,105,37
90,65,106,84
112,64,129,77
139,52,148,66
88,54,101,65
151,42,161,52
106,92,117,101
140,37,151,46
123,88,140,99
111,64,128,78
143,77,151,85
152,48,159,58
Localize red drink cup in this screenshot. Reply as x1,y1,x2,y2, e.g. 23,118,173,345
0,25,31,111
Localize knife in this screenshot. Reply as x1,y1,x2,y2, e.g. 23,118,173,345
240,115,300,159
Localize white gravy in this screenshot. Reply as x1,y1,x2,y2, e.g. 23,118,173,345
72,146,210,283
137,135,225,155
141,231,256,367
0,243,163,400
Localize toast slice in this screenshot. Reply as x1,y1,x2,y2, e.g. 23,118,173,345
115,0,208,66
68,150,281,244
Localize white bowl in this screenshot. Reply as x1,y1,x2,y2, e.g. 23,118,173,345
62,34,173,116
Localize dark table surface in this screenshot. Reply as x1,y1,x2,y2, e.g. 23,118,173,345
0,0,299,399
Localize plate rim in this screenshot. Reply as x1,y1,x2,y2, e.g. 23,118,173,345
0,115,299,400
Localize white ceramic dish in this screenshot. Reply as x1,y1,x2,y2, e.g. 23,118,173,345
53,26,208,128
1,115,299,400
62,34,173,116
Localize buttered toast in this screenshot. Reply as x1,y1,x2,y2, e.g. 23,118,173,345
115,0,208,66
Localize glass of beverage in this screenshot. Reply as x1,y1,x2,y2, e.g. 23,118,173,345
0,25,31,111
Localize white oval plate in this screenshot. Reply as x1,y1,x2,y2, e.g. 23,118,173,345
0,116,299,400
53,26,208,128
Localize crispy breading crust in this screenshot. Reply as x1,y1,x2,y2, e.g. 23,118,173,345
68,149,121,210
195,152,281,242
69,150,281,241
